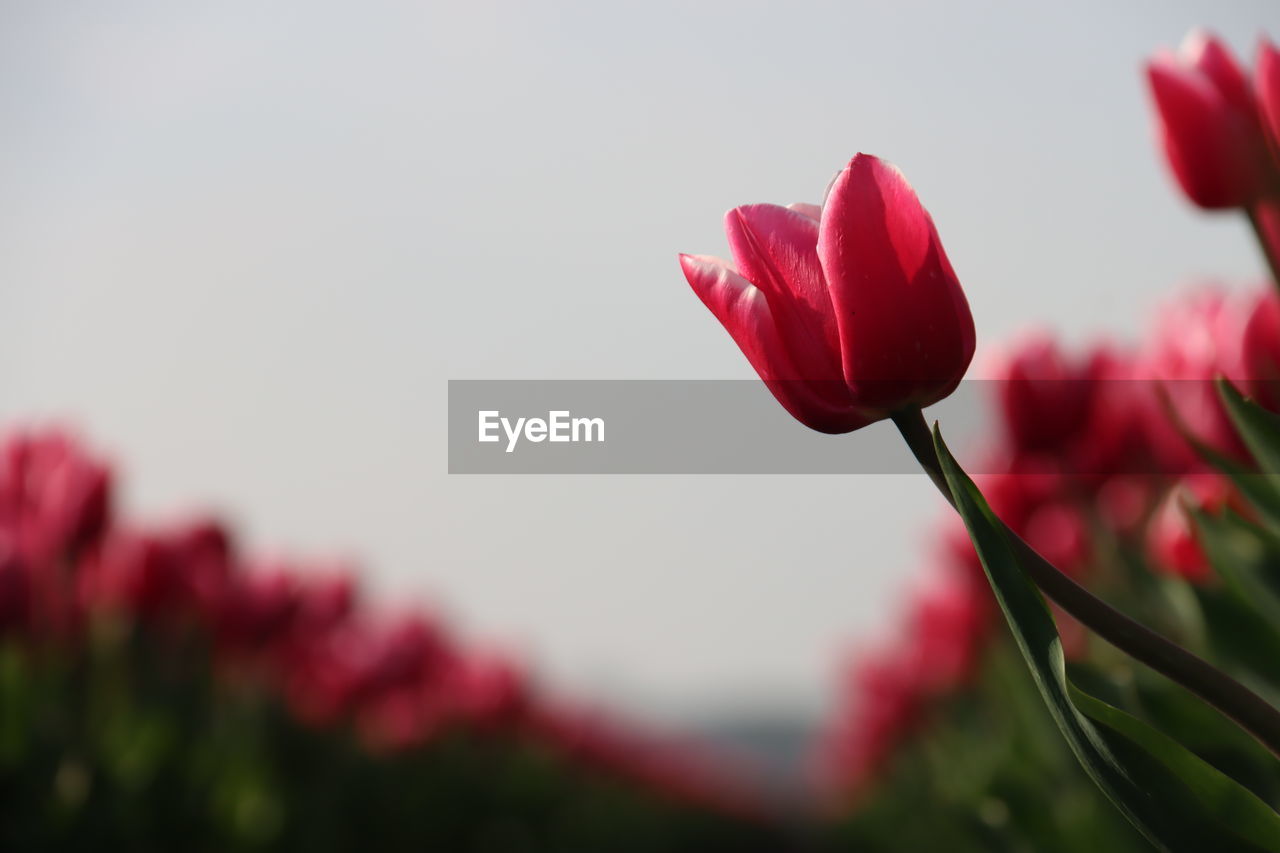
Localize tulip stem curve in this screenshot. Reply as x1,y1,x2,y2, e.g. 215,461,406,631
1247,205,1280,291
891,406,1280,759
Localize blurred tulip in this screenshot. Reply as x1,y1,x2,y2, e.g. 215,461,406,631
681,153,974,432
993,333,1096,455
1147,475,1238,583
1073,344,1162,481
1146,30,1278,209
295,570,356,635
818,648,923,799
1023,501,1092,579
817,562,992,800
219,568,302,651
1095,475,1158,539
904,566,993,693
1142,288,1248,471
454,653,529,731
79,533,175,620
1241,286,1280,413
0,430,112,567
976,459,1070,537
0,431,115,640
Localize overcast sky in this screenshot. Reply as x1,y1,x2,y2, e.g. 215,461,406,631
0,0,1275,725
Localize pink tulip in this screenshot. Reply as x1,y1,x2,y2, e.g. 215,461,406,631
454,653,529,731
295,570,356,635
680,153,974,432
1022,501,1091,579
1146,30,1278,209
1072,344,1159,482
1241,286,1280,413
1146,475,1238,583
0,430,112,567
1141,287,1249,471
992,333,1096,456
1096,476,1158,539
218,568,302,651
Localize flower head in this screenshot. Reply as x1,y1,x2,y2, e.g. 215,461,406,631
1146,30,1278,208
681,154,975,432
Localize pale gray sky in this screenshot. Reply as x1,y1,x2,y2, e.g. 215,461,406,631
0,0,1274,724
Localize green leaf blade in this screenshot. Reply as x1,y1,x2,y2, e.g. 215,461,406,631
1219,378,1280,479
933,424,1280,852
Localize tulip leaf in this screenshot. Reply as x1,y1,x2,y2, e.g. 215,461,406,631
1160,379,1280,527
1194,585,1280,693
1185,440,1280,531
933,424,1280,853
1191,507,1280,633
1220,378,1280,479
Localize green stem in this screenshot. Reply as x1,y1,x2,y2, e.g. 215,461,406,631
891,406,1280,759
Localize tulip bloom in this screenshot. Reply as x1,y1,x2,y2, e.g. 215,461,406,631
992,333,1096,455
1242,286,1280,413
816,562,990,799
1141,288,1250,471
1146,30,1278,210
680,153,975,433
1147,475,1240,584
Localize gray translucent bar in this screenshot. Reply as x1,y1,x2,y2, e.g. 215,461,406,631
447,379,1263,474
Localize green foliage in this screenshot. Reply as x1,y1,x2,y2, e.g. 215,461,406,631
0,630,780,853
933,426,1280,852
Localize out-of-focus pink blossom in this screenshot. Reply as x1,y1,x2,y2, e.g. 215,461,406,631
78,533,177,621
1073,344,1160,482
1096,476,1158,539
1146,30,1279,209
219,567,302,651
1142,288,1248,470
1147,474,1240,583
0,430,113,639
453,653,529,731
0,426,772,816
1023,501,1092,579
976,459,1071,537
1241,287,1280,413
816,563,992,800
993,333,1097,455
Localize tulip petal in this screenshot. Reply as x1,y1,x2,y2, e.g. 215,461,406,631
1182,29,1255,116
817,154,975,412
786,202,823,222
679,253,868,432
725,204,842,380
